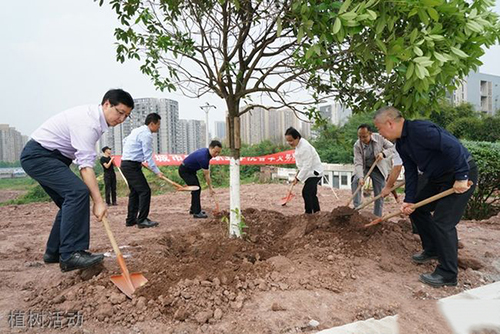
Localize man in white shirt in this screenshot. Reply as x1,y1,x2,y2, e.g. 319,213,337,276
121,113,164,228
20,89,134,272
285,127,324,214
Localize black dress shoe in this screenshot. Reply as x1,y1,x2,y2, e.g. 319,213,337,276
419,272,457,287
137,219,159,228
60,251,104,272
193,212,208,219
112,203,118,206
189,210,206,215
43,252,59,264
412,251,438,264
126,221,137,227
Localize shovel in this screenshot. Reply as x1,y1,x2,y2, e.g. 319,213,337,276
346,156,382,207
212,192,220,214
102,217,147,298
159,175,200,192
115,165,129,188
364,181,472,228
281,182,296,206
356,180,405,211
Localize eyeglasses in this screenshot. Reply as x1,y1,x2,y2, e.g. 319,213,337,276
113,106,132,120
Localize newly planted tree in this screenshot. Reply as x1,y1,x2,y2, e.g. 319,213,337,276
96,0,499,237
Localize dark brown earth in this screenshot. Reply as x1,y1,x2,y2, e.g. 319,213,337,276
1,183,499,333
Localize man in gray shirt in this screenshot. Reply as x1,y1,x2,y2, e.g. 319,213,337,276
351,124,394,216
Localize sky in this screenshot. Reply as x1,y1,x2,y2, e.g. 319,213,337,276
1,1,500,136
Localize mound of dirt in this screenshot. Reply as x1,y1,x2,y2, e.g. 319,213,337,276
24,207,424,329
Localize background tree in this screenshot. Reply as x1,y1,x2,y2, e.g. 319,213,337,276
97,0,500,237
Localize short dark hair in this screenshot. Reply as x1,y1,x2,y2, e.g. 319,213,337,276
145,113,161,125
357,124,372,132
209,140,222,148
101,89,134,109
101,146,111,153
285,127,301,140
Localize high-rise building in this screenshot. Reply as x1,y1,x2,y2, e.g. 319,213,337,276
100,97,180,154
214,121,226,141
449,71,500,115
0,124,28,162
240,106,310,145
318,102,352,126
178,119,206,154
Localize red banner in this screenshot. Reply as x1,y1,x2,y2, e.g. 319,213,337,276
113,150,296,167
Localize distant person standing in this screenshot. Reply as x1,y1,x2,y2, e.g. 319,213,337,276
121,113,164,228
100,146,117,206
285,127,323,214
20,89,134,272
179,140,222,218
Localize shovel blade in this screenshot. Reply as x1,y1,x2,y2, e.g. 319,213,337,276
280,193,295,206
364,218,383,228
110,273,148,299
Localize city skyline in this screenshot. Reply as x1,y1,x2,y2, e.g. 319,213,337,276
1,1,500,138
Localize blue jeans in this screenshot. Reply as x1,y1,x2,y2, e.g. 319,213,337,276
20,140,90,260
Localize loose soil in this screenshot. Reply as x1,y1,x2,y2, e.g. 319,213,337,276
1,183,499,334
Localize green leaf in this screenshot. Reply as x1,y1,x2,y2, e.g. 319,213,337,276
332,17,342,34
450,46,468,58
366,9,377,20
375,17,385,34
429,34,444,41
339,0,352,14
433,52,448,62
413,46,423,56
415,64,425,79
427,7,439,21
297,27,304,43
409,28,418,44
375,39,387,54
422,0,442,6
406,62,415,79
417,8,429,25
466,21,483,33
386,57,394,74
340,12,357,20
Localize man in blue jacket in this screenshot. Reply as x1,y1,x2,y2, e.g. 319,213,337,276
374,106,477,287
179,140,222,218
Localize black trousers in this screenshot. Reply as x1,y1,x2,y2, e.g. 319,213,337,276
103,172,117,205
410,161,478,279
121,160,151,225
302,177,321,214
178,164,202,214
20,140,90,259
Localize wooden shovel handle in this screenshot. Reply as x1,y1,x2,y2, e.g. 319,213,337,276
346,156,382,206
159,175,183,189
365,182,472,227
102,217,123,258
115,165,129,188
357,180,405,210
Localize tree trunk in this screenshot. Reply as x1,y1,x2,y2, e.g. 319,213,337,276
227,101,242,237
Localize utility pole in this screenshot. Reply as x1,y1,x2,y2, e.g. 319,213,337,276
200,102,216,146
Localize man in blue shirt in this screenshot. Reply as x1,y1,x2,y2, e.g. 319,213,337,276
374,106,477,288
121,113,164,228
179,140,222,218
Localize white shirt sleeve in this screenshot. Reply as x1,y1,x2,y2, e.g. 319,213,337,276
69,117,100,169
